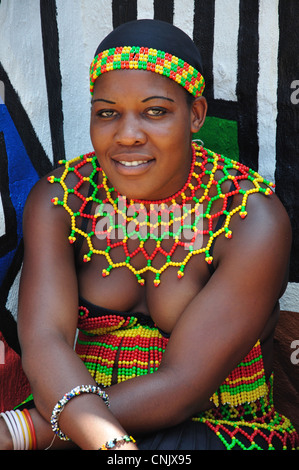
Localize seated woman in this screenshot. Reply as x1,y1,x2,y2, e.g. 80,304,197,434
1,19,298,450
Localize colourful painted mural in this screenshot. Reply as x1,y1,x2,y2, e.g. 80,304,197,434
0,0,298,410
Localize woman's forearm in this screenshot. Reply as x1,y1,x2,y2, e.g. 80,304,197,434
21,334,137,450
107,366,213,435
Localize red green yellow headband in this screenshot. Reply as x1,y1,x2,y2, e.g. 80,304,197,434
89,46,205,97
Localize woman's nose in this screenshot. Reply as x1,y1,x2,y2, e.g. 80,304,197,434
115,113,146,145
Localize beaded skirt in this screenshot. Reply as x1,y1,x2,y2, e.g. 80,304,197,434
76,298,299,450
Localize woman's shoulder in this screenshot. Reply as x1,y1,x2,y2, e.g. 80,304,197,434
24,152,98,211
21,154,96,246
201,146,292,271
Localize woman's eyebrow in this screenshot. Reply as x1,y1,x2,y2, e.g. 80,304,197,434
92,98,116,104
91,96,174,104
142,95,174,103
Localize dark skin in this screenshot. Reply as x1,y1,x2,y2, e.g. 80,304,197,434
0,70,292,450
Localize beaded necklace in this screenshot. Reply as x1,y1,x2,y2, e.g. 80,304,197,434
48,143,274,285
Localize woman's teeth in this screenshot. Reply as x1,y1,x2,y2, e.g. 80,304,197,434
119,160,148,167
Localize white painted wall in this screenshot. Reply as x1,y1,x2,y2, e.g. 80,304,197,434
257,0,279,184
213,0,239,102
0,0,53,160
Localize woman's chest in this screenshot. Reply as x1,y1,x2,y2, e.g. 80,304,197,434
76,242,211,334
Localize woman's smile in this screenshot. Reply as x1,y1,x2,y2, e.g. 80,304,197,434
111,153,155,175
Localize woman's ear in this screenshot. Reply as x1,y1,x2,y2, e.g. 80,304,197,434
190,97,208,134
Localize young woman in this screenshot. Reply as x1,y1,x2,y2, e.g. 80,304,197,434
1,19,298,450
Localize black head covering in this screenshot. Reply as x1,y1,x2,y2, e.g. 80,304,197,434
94,19,203,75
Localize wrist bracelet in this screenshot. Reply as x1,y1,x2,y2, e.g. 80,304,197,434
0,409,37,450
15,410,30,450
22,409,37,450
100,435,136,450
50,384,110,441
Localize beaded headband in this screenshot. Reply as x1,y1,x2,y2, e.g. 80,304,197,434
89,46,205,97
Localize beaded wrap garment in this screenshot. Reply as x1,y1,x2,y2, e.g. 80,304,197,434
48,144,299,450
75,306,298,450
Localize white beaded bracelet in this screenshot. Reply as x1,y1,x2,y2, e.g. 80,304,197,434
50,384,110,441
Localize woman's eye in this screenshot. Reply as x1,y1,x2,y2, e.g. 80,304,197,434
146,107,167,117
97,110,117,118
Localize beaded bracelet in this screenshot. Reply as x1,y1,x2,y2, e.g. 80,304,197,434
100,435,136,450
50,384,110,441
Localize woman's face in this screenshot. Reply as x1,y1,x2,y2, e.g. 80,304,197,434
90,69,206,200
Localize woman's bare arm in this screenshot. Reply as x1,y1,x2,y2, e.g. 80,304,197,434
17,176,137,450
106,193,292,433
